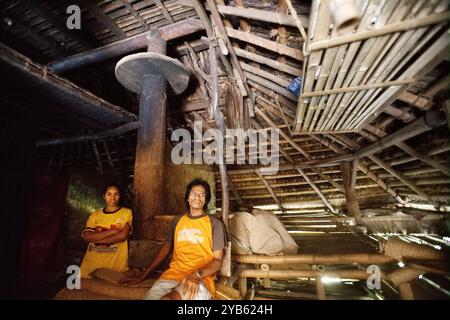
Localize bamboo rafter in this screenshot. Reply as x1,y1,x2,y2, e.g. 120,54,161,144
293,0,450,133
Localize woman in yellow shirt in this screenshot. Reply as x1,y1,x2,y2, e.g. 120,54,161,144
79,183,133,278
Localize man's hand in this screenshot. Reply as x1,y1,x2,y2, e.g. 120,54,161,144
119,275,145,286
180,273,201,300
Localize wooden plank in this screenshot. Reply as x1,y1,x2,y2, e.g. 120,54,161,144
240,62,291,88
217,4,308,28
235,47,302,77
226,27,303,61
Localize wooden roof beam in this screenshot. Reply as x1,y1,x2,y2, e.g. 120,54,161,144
47,18,205,73
368,155,436,205
82,1,127,40
356,110,447,159
178,0,309,27
256,171,285,212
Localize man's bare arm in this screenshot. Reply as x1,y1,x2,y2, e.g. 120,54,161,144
120,241,172,285
197,249,224,278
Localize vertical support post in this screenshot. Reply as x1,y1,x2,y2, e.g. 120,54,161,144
341,160,362,224
239,276,248,298
133,32,168,239
315,275,326,300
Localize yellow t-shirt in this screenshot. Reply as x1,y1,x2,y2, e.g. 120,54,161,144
160,214,227,297
80,207,132,278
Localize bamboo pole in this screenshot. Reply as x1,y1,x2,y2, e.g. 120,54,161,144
102,140,114,168
240,269,386,280
285,0,308,41
309,11,450,51
256,171,284,212
190,0,234,77
220,176,450,192
302,79,415,97
333,2,438,131
257,95,295,118
387,268,424,288
227,173,243,205
409,263,450,276
303,27,343,130
206,0,255,115
277,0,288,65
297,168,338,214
233,253,394,265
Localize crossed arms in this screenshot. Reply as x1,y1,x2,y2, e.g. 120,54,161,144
82,223,132,244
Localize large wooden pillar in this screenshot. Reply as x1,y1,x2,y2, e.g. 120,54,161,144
134,34,167,239
115,31,189,239
133,74,167,239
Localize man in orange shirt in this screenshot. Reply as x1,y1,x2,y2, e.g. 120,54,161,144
121,178,227,300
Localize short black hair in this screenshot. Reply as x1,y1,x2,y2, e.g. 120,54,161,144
185,178,211,211
103,182,122,196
